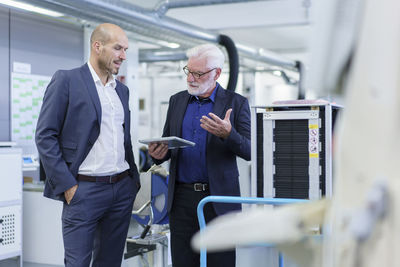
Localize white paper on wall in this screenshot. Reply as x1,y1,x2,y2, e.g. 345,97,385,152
11,72,51,143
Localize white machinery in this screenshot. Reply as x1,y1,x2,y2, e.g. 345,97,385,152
0,146,22,267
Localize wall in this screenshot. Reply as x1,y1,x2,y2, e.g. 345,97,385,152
138,74,187,140
0,7,10,141
0,6,84,142
255,72,299,106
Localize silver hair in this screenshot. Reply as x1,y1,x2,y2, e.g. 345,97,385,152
186,44,225,69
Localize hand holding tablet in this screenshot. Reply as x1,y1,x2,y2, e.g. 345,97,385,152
139,136,195,149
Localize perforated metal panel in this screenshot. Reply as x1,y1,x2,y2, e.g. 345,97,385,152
1,214,16,246
0,205,22,259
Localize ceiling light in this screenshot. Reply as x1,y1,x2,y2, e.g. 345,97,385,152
167,43,180,49
0,0,64,17
272,70,282,76
157,40,180,49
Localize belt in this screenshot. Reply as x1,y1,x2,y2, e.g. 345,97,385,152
177,182,208,192
77,170,129,183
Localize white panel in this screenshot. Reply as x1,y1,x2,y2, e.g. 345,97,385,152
250,107,258,198
0,148,22,203
263,119,274,198
264,110,319,120
22,191,63,265
308,118,320,200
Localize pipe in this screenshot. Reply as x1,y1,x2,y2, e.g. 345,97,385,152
154,0,264,16
51,0,218,42
296,60,305,99
218,34,239,91
139,51,187,62
24,0,297,70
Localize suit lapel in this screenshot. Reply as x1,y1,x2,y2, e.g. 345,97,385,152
212,86,228,120
115,83,128,115
81,64,102,125
175,92,191,137
115,83,130,136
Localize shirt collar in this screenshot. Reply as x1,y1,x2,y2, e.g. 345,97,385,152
87,62,116,89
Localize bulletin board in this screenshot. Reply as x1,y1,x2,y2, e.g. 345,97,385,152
11,72,51,143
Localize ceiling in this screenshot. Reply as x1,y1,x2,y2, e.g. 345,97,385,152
126,0,312,61
14,0,312,69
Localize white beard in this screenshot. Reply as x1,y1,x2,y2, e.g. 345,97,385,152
187,78,215,96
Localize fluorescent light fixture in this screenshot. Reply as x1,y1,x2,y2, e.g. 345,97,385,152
0,0,64,17
157,40,180,49
272,70,282,76
167,43,180,49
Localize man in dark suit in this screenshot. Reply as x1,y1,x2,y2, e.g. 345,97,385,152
35,23,140,267
149,44,251,267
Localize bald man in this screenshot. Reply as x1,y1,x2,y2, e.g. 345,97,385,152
36,23,140,267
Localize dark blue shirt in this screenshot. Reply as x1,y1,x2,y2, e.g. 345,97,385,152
177,84,219,183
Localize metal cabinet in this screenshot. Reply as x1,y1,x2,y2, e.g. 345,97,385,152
0,147,22,267
251,102,341,200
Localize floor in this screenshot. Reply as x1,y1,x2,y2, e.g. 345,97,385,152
0,259,62,267
24,262,62,267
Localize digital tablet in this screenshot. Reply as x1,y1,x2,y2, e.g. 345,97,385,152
139,136,195,149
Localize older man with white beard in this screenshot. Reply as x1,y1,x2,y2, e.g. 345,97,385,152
148,43,251,267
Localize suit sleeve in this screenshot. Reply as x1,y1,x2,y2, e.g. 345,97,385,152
35,70,77,197
225,97,251,161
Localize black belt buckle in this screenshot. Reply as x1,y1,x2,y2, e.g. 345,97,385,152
194,183,206,191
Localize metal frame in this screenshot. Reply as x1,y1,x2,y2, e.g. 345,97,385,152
262,109,321,199
324,105,333,198
251,103,339,200
197,196,308,267
263,118,274,198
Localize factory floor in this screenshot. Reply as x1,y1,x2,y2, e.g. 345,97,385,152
0,259,61,267
24,262,62,267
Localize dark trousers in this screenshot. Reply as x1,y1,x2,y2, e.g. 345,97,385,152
62,175,137,267
169,184,235,267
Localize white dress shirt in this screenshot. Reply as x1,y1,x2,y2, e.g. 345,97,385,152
78,62,130,176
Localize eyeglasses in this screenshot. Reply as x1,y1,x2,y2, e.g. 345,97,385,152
183,66,217,79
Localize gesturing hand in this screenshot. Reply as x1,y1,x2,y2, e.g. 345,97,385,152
200,108,232,139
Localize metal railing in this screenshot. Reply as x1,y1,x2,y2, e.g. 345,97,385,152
197,196,308,267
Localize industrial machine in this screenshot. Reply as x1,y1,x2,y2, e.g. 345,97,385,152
251,100,341,200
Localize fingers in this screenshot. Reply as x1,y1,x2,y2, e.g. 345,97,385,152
148,142,160,152
200,121,217,133
202,109,232,124
200,114,224,137
148,142,169,159
199,110,232,139
64,184,78,205
207,112,222,122
224,109,232,121
200,115,219,128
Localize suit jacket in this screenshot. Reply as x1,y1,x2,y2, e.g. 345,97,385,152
35,63,140,201
155,84,251,215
